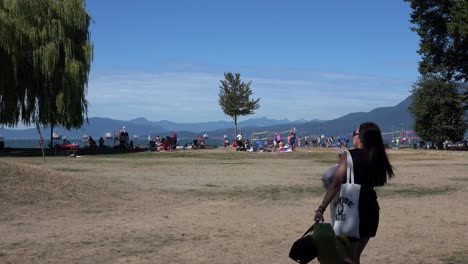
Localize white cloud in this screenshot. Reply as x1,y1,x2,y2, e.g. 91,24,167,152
87,67,412,123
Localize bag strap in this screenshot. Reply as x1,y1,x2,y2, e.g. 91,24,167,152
302,222,318,237
345,150,354,184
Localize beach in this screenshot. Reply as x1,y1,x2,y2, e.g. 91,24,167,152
1,148,467,263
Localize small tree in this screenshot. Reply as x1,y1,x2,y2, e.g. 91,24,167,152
218,72,260,136
409,75,464,149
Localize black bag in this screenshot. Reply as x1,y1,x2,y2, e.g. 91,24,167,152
289,222,344,264
289,224,318,263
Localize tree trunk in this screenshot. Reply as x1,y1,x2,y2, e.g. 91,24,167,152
50,124,54,149
36,122,46,164
234,116,238,136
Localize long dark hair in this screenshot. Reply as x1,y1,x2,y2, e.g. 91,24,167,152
359,122,394,186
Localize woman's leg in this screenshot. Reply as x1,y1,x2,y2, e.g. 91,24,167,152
355,237,370,263
344,237,370,264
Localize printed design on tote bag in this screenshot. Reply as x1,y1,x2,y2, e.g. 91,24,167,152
334,197,354,221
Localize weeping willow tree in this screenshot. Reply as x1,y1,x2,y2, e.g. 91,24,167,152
0,0,93,145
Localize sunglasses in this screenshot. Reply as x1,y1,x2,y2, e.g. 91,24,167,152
352,131,359,137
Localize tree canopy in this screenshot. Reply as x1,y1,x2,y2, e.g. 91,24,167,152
218,72,260,135
405,0,468,82
409,75,465,147
0,0,93,129
406,0,467,134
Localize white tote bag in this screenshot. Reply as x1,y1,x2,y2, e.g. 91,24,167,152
332,150,361,238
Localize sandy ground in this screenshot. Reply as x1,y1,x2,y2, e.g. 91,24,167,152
0,148,467,264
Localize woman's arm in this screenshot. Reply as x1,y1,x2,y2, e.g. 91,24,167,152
314,152,347,221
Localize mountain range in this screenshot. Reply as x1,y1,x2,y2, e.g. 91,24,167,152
0,96,414,140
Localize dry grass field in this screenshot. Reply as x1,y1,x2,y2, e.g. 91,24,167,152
0,148,467,264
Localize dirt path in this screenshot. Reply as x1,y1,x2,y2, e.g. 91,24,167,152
1,148,467,263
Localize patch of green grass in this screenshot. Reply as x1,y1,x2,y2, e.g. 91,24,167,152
250,185,325,200
450,177,468,182
377,184,459,198
94,150,338,161
97,151,247,160
54,167,86,172
80,209,104,214
164,184,325,201
190,235,210,241
62,158,123,165
201,161,253,165
404,163,457,167
440,251,468,264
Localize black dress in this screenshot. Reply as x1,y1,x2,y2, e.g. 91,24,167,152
348,148,380,238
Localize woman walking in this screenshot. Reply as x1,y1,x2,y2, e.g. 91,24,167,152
314,122,394,264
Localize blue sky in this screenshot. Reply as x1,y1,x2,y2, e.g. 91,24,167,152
85,0,420,123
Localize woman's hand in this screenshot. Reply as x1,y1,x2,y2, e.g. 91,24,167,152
314,210,324,222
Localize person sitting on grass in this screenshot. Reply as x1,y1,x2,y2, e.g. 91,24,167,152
278,140,284,151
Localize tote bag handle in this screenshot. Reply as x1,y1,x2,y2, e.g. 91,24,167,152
345,150,354,184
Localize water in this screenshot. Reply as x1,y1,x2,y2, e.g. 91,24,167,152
4,139,46,148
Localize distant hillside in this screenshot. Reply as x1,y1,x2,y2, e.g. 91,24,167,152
128,117,300,132
0,96,414,140
206,96,415,138
0,118,172,140
314,95,414,136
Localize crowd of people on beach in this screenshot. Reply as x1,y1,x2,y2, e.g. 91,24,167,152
148,131,178,152
49,128,352,153
218,129,351,153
